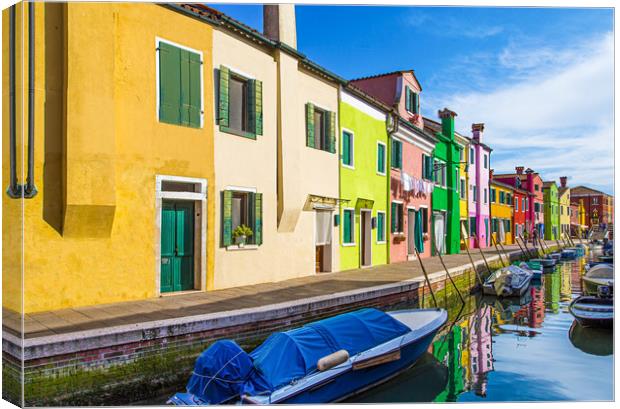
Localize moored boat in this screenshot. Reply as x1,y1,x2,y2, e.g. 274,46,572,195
582,263,614,296
513,261,542,280
483,265,533,297
530,258,556,268
561,249,577,260
168,307,448,405
568,295,613,329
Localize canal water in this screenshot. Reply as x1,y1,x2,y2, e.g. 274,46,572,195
140,254,613,404
347,256,614,403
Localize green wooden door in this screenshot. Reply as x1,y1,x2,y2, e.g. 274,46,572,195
161,201,194,293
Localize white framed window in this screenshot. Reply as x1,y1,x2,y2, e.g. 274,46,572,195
342,208,355,246
460,178,466,199
341,129,355,169
376,211,386,244
377,141,387,176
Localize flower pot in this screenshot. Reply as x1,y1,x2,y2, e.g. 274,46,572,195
235,235,246,247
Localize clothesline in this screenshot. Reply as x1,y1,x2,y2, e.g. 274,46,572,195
401,171,434,195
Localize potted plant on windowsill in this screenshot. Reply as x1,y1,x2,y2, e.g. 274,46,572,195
233,225,253,248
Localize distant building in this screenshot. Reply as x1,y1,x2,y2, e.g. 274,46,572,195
571,186,614,229
558,177,571,239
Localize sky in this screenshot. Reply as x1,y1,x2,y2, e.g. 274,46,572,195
209,3,614,195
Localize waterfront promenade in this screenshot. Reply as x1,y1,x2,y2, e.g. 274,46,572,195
4,240,566,340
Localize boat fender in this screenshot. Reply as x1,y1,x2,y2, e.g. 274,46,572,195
317,350,349,371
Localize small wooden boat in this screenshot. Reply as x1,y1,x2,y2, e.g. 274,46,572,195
168,307,448,405
582,264,614,296
598,255,614,264
569,296,613,328
529,258,556,269
483,265,533,297
568,320,613,356
513,261,542,280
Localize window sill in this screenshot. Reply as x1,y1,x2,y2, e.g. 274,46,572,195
160,118,203,129
226,244,259,251
377,241,387,245
342,242,356,247
220,125,257,140
342,164,355,170
307,145,335,154
377,171,386,177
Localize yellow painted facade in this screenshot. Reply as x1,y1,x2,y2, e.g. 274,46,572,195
490,182,513,245
455,135,469,248
2,3,215,312
558,188,570,238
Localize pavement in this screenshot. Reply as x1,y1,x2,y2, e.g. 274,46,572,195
3,240,571,340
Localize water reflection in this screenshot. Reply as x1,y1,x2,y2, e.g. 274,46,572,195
351,257,613,403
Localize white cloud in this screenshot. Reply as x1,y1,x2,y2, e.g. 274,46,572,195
405,11,503,39
426,32,614,194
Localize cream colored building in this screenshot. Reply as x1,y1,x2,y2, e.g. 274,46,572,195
209,4,341,289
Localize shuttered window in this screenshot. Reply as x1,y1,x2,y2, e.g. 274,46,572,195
306,103,336,153
377,142,386,174
470,217,477,235
405,86,419,114
343,209,354,244
391,202,403,233
218,66,263,139
391,139,402,169
377,212,386,242
342,130,354,167
221,190,263,247
158,41,202,128
422,155,433,180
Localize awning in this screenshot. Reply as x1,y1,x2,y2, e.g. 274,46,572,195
303,194,349,211
355,198,374,210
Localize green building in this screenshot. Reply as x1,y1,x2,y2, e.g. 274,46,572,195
338,87,390,270
542,181,560,240
427,109,462,255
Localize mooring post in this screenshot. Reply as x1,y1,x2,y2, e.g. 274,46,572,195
474,234,492,274
519,234,537,258
496,236,512,264
461,236,484,286
514,236,529,259
436,251,466,305
413,246,438,308
491,235,507,267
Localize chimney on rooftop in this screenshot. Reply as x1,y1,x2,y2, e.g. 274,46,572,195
472,123,484,142
438,108,457,139
516,166,524,175
490,169,494,180
560,176,567,187
263,5,297,49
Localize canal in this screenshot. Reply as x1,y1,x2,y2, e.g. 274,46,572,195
347,256,614,403
139,254,613,404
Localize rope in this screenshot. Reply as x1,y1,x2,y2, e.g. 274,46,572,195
201,350,245,395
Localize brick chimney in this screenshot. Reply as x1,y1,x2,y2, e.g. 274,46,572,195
516,166,524,175
560,176,567,187
438,108,457,140
489,168,494,180
472,123,484,142
264,5,297,49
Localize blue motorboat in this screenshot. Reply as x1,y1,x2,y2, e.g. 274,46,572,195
561,249,577,260
168,307,448,405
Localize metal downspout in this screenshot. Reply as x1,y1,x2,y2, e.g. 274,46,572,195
6,5,22,198
25,1,37,198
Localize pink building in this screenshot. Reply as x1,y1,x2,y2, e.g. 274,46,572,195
468,124,492,248
469,305,493,397
351,71,437,261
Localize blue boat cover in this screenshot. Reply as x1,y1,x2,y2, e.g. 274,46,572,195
248,308,411,391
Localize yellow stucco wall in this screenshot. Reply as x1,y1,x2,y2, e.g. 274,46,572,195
490,183,513,245
559,189,570,237
3,3,215,313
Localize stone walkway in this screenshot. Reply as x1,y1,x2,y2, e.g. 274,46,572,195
3,240,569,339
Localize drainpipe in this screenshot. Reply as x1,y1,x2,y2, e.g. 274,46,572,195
24,1,37,198
6,5,22,198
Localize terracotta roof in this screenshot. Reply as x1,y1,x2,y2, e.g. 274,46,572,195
542,181,557,188
350,70,413,82
571,185,612,197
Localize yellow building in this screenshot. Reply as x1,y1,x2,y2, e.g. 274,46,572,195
490,180,514,245
558,177,571,239
455,133,469,249
3,2,216,313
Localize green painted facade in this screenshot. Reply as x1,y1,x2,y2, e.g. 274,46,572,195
543,182,560,240
430,111,461,255
338,98,389,270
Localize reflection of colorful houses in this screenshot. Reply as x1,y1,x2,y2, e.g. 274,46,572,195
432,325,465,402
469,305,494,397
528,286,545,328
560,262,573,302
544,271,561,314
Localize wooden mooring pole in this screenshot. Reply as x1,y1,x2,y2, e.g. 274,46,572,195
491,235,507,267
461,236,484,287
514,235,529,259
474,234,492,274
436,250,466,306
413,246,438,308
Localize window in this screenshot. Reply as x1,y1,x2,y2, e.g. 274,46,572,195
534,184,540,191
593,197,599,204
434,159,446,187
525,197,528,210
420,207,429,233
535,202,541,212
491,188,496,203
405,86,419,114
484,188,488,204
159,40,203,128
306,103,335,153
460,179,466,199
515,198,519,212
342,209,354,245
455,169,460,193
483,154,488,169
505,219,511,233
472,186,477,202
391,139,403,169
470,148,475,164
341,130,354,167
422,155,433,180
561,206,564,215
499,191,505,204
459,148,464,161
377,212,386,243
491,218,497,233
222,190,263,247
391,202,404,233
218,66,262,138
469,217,477,235
377,142,386,175
507,193,512,205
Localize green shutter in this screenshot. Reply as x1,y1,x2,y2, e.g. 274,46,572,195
397,141,402,168
247,79,256,135
377,213,384,241
328,111,336,153
254,192,263,245
342,132,350,165
405,87,411,112
222,190,233,247
255,80,263,135
391,203,397,233
378,144,385,173
343,210,351,243
188,51,202,128
159,42,181,124
306,103,315,148
218,66,230,127
414,92,420,114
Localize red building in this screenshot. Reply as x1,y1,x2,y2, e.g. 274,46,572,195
494,166,544,239
571,186,614,229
